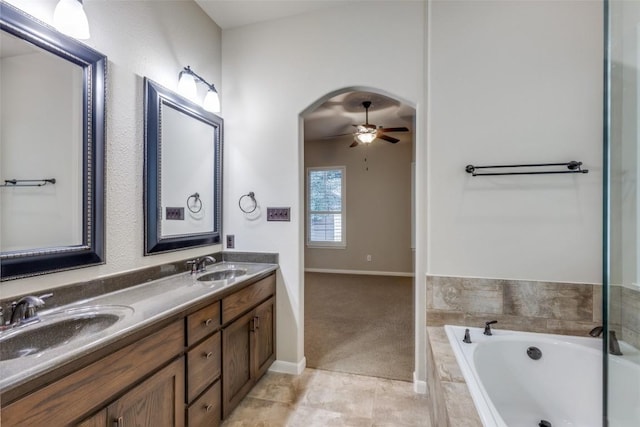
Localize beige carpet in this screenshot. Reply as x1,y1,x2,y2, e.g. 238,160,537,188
304,272,414,382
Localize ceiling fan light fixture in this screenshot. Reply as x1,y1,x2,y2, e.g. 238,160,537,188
355,130,377,144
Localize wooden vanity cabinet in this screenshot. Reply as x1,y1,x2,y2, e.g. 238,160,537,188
185,302,222,427
0,272,276,427
221,274,276,418
106,358,185,427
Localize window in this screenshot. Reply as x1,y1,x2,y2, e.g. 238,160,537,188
307,166,345,247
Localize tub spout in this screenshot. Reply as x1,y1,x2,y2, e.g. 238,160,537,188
609,331,623,356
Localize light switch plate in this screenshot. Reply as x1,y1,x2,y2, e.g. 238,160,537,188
165,207,184,220
267,207,290,221
226,234,235,249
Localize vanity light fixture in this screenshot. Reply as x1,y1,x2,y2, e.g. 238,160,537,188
53,0,90,40
178,66,221,113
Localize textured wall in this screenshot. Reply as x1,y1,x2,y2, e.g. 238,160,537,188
2,0,223,298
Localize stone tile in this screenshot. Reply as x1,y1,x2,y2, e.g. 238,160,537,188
592,285,603,323
622,326,640,350
298,370,377,419
503,281,593,321
221,397,295,427
621,287,640,332
426,310,464,327
429,276,502,314
609,284,622,325
285,406,373,427
372,378,431,426
441,382,483,427
427,327,464,383
248,372,303,405
545,319,601,337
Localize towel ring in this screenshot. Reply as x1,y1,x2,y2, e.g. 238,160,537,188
239,191,257,214
187,192,202,213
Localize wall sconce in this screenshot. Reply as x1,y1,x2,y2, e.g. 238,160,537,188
53,0,90,40
178,66,221,113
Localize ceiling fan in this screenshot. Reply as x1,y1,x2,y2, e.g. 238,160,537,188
349,101,409,147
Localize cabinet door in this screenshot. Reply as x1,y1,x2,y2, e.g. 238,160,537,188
253,297,275,380
221,310,254,419
107,358,185,427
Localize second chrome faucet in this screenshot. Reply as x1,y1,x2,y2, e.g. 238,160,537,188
186,256,217,275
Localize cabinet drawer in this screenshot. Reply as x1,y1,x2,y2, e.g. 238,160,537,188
187,332,221,402
222,274,275,324
188,380,221,427
187,302,221,346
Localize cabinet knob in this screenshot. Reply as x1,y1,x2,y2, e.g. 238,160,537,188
204,351,214,359
205,404,214,413
204,318,213,326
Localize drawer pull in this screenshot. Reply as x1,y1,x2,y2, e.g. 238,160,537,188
205,404,214,412
205,351,214,359
114,416,124,427
204,318,213,326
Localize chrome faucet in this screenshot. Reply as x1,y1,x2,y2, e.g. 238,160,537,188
9,293,52,326
187,256,217,275
589,326,623,356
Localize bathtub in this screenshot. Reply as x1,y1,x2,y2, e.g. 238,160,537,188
444,325,640,427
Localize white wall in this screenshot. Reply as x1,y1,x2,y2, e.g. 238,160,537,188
2,0,223,297
427,0,603,284
221,1,425,374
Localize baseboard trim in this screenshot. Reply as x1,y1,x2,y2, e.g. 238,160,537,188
413,371,427,394
269,357,307,375
305,268,414,277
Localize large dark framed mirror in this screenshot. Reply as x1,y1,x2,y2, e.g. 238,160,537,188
144,78,223,254
0,2,106,280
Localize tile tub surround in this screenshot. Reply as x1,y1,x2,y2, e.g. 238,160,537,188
0,251,278,315
618,284,640,349
426,275,601,336
426,327,482,427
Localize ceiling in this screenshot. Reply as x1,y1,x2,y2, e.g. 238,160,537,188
303,91,414,143
194,0,350,30
194,1,415,143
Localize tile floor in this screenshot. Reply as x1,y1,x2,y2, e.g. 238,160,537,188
221,368,432,427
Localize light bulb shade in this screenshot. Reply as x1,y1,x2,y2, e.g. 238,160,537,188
53,0,90,40
203,89,221,113
355,129,377,144
177,71,198,101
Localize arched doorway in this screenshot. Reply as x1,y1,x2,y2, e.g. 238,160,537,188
301,88,416,381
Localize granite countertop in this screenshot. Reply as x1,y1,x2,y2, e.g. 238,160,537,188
0,260,278,394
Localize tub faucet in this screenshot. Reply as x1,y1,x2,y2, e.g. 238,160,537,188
463,328,472,344
589,326,623,356
9,293,52,326
484,320,498,336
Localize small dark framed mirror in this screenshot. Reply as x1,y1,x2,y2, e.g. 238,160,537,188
0,2,106,280
144,78,223,254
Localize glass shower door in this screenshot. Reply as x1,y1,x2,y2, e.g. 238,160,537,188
606,1,640,425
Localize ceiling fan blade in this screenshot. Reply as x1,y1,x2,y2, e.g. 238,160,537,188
349,140,359,147
378,134,400,143
323,132,354,139
379,127,409,133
